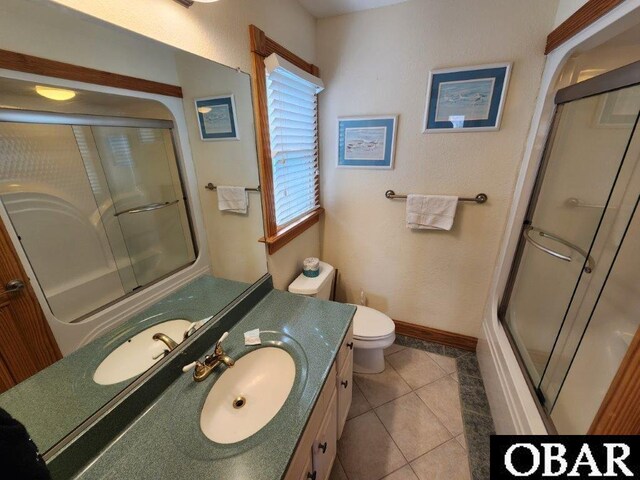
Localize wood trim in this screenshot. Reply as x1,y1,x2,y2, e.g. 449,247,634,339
0,49,183,98
259,207,324,255
249,25,322,250
394,320,478,352
545,0,625,54
589,326,640,434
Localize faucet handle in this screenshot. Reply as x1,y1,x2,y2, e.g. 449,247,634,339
217,331,229,346
182,361,198,373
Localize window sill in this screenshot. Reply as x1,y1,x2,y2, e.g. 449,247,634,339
259,207,324,255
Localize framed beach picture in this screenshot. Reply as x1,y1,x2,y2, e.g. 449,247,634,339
338,116,397,169
194,94,239,141
423,63,511,132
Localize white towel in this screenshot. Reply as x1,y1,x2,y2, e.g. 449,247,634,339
406,194,458,231
217,186,248,214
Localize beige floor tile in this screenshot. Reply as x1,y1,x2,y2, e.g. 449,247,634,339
456,434,467,450
384,344,406,356
427,352,457,374
411,439,470,480
375,393,451,462
347,381,372,420
386,348,447,389
354,362,411,408
329,457,348,480
338,411,406,480
382,465,419,480
415,376,464,436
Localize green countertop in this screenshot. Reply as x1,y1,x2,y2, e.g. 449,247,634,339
72,290,355,480
0,275,250,453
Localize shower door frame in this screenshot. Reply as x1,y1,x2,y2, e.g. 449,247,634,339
498,60,640,433
0,108,200,323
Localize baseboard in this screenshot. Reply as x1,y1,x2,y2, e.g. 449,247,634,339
393,320,478,352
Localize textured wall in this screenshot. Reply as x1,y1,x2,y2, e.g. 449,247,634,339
316,0,558,336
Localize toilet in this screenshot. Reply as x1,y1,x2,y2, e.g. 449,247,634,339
288,261,396,374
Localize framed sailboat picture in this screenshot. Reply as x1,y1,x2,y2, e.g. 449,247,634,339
423,63,511,132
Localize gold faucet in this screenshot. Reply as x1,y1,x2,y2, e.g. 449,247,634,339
183,332,235,382
152,332,179,356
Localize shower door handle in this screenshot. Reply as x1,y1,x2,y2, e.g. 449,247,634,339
523,226,594,273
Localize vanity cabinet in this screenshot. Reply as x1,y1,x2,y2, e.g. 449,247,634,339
286,322,354,480
336,324,353,439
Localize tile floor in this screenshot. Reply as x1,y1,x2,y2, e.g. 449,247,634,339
330,336,494,480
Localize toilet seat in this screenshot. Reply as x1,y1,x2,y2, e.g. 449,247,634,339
352,305,395,340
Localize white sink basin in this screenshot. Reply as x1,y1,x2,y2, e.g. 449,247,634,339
200,347,296,444
93,319,192,385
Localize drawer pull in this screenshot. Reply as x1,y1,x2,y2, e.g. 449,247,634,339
346,342,354,350
341,380,349,388
318,441,328,453
307,471,317,480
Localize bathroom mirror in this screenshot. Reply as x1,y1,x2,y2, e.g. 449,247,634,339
0,0,267,454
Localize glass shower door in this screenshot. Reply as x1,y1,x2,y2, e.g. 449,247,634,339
91,126,195,287
500,82,640,413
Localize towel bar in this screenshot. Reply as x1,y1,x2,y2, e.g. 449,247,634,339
205,183,261,192
384,190,488,203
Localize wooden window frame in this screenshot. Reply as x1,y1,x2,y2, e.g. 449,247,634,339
545,0,626,54
249,25,324,255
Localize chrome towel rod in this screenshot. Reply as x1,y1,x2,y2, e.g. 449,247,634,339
205,183,260,192
385,190,488,204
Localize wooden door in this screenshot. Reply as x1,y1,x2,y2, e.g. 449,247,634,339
0,216,61,393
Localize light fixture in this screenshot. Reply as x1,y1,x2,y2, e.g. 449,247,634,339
173,0,220,7
35,85,76,101
197,106,212,114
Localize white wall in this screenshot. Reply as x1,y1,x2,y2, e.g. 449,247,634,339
317,0,558,337
554,0,589,27
43,0,320,289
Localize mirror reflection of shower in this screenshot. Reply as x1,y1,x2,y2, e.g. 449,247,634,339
0,79,196,323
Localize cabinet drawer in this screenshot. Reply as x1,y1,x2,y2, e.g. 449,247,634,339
337,350,353,439
312,390,338,480
336,322,354,374
285,363,337,480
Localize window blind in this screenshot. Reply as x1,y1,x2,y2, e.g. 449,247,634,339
265,54,324,227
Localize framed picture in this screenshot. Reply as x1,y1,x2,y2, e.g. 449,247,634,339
337,116,397,169
194,94,239,141
423,63,511,133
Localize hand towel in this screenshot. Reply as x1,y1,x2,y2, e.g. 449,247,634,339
217,186,248,214
406,194,458,230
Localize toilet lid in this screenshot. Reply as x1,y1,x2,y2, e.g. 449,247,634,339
352,305,395,340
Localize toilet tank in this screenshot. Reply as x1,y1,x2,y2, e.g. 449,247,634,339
288,261,335,300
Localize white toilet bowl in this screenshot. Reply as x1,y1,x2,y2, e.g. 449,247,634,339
351,305,395,374
288,261,396,374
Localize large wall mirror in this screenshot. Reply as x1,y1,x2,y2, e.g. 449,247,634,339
0,0,267,454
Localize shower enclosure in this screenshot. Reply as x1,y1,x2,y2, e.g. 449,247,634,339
0,110,196,323
499,61,640,433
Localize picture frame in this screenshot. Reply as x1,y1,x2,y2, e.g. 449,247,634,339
337,116,398,169
423,63,512,133
194,94,240,141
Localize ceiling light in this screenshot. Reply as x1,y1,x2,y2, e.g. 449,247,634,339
197,106,212,114
35,85,76,101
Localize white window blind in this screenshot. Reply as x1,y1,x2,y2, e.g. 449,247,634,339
265,54,324,227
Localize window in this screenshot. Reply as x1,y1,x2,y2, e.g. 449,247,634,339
250,25,324,254
265,54,324,227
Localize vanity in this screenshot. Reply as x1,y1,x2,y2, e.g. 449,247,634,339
62,275,355,480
